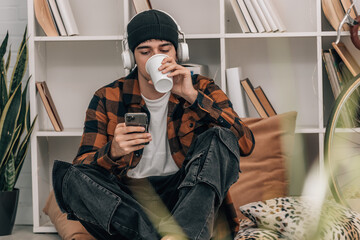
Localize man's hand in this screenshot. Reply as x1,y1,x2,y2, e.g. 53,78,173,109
110,123,152,159
159,56,198,104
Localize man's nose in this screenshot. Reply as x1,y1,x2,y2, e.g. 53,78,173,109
153,48,161,55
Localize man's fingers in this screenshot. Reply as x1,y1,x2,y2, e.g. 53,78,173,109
127,138,152,146
115,123,146,134
123,132,151,141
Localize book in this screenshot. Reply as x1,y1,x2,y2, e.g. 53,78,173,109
230,0,250,33
240,78,268,118
322,50,354,127
331,0,350,31
257,0,278,32
251,0,271,32
237,0,258,33
244,0,265,33
254,86,276,116
340,0,357,19
332,42,360,77
36,82,64,132
34,0,59,36
329,48,353,87
322,0,342,31
132,0,152,14
182,63,208,76
56,0,79,36
264,0,286,32
225,67,249,118
322,50,341,98
47,0,67,36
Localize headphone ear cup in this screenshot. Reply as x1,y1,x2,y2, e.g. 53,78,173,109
177,42,189,63
122,50,135,70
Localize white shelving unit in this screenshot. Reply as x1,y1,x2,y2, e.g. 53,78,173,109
27,0,347,232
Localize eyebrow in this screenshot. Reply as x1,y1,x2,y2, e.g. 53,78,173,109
136,42,172,50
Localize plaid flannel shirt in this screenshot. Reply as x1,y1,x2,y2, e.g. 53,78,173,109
73,72,255,234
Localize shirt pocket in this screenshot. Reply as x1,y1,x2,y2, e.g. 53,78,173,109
178,119,197,137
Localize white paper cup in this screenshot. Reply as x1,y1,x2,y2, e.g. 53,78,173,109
145,54,173,93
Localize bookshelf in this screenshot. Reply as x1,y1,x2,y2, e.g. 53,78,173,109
26,0,348,232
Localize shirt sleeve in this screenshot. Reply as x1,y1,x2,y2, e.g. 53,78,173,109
188,77,255,156
73,91,131,176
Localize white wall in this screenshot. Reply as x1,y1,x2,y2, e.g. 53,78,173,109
0,0,32,225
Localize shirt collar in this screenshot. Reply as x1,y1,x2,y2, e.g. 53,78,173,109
122,76,180,108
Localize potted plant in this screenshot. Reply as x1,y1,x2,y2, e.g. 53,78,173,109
0,28,37,236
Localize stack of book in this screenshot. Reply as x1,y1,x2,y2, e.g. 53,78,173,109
323,40,360,99
230,0,286,33
323,40,360,127
322,0,357,31
240,78,276,117
34,0,79,36
226,68,276,118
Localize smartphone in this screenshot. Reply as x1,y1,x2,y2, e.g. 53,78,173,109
124,113,149,133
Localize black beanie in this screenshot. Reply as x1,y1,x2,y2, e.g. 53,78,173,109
127,10,179,53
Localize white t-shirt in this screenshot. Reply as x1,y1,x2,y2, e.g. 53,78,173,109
126,92,179,178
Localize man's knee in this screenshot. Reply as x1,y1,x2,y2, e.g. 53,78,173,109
181,127,240,201
52,161,122,233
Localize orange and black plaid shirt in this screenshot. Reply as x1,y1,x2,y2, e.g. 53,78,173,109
74,72,254,173
73,72,255,234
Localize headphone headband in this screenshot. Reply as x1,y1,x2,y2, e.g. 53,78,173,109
121,9,189,70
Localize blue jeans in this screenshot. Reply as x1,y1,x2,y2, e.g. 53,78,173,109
52,127,240,240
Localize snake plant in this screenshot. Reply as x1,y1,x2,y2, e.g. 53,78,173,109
0,27,37,192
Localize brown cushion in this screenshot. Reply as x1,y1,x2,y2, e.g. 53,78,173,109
229,111,297,219
43,190,95,240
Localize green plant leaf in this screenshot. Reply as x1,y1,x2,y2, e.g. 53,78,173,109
17,76,30,134
5,45,11,73
10,77,30,159
0,124,21,191
9,28,28,97
0,83,22,169
0,32,9,115
0,59,8,116
0,31,8,61
14,116,37,186
4,153,15,191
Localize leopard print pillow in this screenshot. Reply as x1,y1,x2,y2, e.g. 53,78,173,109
240,197,360,240
235,219,285,240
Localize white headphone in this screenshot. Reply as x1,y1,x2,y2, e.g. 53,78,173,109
121,10,189,70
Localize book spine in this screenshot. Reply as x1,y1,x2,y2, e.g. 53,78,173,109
244,0,265,33
254,86,276,116
323,51,341,98
48,0,67,36
257,0,278,32
251,0,271,32
226,67,249,118
132,0,152,13
36,82,62,131
240,78,268,118
56,0,79,36
230,0,250,33
237,0,258,33
264,0,286,32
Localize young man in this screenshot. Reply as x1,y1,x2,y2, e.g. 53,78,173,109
53,10,255,240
